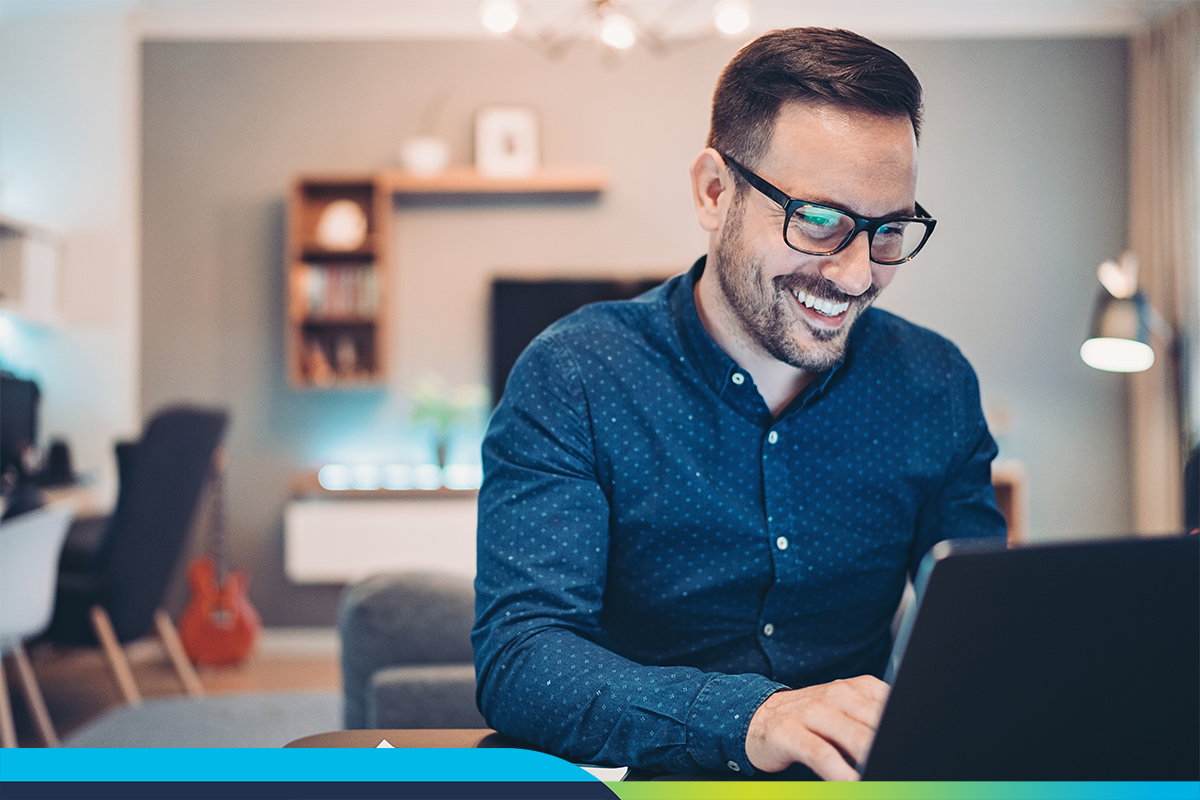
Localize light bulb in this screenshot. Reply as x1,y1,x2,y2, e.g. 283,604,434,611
1080,338,1155,373
713,0,751,35
382,464,413,490
600,14,637,50
317,464,351,491
351,464,381,491
480,0,519,34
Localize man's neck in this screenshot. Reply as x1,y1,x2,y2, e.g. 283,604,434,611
693,276,815,418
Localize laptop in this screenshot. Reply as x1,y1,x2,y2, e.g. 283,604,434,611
860,534,1199,781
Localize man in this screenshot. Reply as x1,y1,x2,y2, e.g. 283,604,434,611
472,27,1006,780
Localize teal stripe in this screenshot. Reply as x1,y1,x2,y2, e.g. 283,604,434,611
1,751,1195,800
0,748,591,782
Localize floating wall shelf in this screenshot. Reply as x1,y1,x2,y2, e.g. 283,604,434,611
286,166,609,389
382,166,608,195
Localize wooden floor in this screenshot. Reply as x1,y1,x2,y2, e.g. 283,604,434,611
5,628,341,747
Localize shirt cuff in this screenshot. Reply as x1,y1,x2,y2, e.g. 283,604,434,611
685,673,787,776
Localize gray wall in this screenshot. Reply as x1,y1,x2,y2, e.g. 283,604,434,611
142,37,1130,625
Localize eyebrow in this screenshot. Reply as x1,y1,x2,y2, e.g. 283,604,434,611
778,191,916,221
727,156,917,220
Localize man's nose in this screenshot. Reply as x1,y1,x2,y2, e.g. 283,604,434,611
819,232,873,297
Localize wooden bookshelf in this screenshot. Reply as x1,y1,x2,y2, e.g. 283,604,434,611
287,176,391,388
285,166,608,389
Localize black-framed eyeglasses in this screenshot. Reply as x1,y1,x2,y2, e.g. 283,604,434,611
724,156,937,265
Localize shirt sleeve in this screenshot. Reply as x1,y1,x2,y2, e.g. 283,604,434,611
471,332,784,774
908,361,1008,576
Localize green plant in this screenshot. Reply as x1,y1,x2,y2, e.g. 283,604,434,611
410,378,490,456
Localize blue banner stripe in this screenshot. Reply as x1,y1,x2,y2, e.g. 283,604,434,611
0,748,596,783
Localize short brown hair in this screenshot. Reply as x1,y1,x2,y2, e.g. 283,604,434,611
707,28,924,168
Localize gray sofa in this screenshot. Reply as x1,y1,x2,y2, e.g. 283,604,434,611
337,571,486,730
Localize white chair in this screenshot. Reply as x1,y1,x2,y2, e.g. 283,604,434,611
0,503,74,747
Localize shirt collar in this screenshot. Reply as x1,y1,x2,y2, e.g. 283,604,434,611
670,256,742,397
669,256,845,414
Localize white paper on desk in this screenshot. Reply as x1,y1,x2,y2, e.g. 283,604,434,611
576,764,629,781
376,739,395,748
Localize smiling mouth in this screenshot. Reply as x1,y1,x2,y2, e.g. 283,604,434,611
791,289,850,317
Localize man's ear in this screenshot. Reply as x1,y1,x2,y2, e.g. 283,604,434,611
690,148,733,233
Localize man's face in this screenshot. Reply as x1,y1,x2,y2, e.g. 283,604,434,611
710,101,919,372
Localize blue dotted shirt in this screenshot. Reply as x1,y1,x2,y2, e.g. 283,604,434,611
473,257,1006,775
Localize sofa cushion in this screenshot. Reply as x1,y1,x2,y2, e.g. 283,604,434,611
338,571,476,729
368,664,484,729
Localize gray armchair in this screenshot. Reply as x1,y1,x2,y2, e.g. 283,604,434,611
337,571,485,730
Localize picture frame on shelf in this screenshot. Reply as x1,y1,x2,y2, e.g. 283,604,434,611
474,106,539,178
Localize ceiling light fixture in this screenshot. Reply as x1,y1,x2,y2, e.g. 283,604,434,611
479,0,755,59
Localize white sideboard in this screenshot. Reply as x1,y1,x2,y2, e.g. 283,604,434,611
284,495,477,584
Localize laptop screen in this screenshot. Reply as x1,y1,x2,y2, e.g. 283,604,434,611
862,534,1199,781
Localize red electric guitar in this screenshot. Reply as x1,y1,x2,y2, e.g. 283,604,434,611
179,451,261,666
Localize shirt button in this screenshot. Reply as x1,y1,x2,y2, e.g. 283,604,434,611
776,536,788,550
763,623,775,636
726,760,741,772
767,431,778,444
731,372,745,385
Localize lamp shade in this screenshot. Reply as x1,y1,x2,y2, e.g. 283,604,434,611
1080,290,1155,372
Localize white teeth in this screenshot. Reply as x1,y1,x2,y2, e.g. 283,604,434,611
791,289,850,317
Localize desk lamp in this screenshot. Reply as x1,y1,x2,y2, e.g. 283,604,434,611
1080,251,1159,373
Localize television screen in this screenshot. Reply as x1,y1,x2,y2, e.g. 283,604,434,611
0,372,39,478
489,277,668,405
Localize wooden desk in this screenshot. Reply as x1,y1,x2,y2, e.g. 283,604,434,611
41,482,106,517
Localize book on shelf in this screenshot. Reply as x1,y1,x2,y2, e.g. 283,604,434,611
295,262,378,320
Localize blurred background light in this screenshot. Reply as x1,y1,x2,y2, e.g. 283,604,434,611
318,464,351,490
480,0,520,34
713,0,751,35
599,13,637,49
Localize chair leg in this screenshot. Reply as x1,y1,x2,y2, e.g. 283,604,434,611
89,606,142,706
0,656,17,747
153,609,204,698
10,644,58,747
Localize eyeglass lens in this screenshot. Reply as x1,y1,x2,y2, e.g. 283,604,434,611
786,205,931,263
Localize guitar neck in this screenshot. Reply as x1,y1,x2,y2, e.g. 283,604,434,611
209,466,231,583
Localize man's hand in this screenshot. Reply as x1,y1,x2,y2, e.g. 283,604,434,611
745,675,889,781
